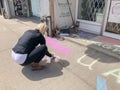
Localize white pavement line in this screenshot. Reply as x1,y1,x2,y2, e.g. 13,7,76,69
77,55,87,63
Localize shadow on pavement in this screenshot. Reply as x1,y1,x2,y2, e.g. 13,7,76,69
85,44,120,63
22,59,69,81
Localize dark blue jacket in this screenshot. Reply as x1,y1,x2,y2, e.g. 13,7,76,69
12,29,52,56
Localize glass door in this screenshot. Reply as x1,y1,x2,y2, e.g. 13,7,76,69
30,0,40,17
76,0,105,34
13,0,29,17
102,0,120,40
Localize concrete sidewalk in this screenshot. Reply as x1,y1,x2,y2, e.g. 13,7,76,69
2,16,120,60
5,16,120,60
64,35,120,60
1,16,120,90
0,16,95,90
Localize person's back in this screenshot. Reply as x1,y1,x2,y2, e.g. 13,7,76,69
12,30,45,54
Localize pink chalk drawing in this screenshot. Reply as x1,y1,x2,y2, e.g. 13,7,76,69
46,37,72,57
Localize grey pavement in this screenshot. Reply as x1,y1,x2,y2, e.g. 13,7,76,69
64,34,120,60
0,16,120,90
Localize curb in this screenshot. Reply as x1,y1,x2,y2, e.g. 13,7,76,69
64,37,120,60
64,37,88,47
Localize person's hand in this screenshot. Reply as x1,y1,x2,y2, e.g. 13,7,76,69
51,52,55,57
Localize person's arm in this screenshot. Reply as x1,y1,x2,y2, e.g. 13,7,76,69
46,51,53,57
40,35,53,57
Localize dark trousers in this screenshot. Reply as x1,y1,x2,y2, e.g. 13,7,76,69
21,45,49,66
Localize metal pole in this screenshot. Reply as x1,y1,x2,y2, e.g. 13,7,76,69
66,0,75,25
26,0,30,17
49,0,55,36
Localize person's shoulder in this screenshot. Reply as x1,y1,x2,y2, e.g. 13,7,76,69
23,30,33,35
25,29,34,33
25,29,41,35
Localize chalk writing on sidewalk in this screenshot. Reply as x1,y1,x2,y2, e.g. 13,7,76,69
96,43,120,55
77,55,99,70
103,69,120,84
97,76,108,90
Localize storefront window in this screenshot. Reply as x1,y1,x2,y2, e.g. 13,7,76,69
105,0,120,34
77,0,105,23
13,0,28,16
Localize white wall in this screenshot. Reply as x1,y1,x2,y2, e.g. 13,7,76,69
3,0,11,18
54,0,76,28
8,0,15,18
40,0,50,18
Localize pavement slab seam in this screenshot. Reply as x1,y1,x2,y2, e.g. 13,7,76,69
0,48,11,53
0,20,21,36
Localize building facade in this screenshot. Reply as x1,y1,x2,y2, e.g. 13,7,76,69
4,0,50,18
102,0,120,40
76,0,120,40
54,0,76,28
2,0,120,40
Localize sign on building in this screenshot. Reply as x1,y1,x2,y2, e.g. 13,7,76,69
108,0,120,23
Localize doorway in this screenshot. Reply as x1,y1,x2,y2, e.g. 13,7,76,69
76,0,105,35
13,0,28,17
30,0,40,18
102,0,120,40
